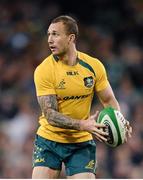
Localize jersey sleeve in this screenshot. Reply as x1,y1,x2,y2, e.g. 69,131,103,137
34,63,56,96
94,60,109,92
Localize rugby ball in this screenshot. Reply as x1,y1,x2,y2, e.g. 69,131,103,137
97,107,126,147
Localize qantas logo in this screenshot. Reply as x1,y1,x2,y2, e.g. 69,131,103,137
63,94,90,100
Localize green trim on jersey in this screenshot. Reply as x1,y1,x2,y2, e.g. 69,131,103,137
53,55,59,61
52,55,96,76
79,59,96,76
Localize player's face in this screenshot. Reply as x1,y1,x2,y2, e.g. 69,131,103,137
47,22,71,56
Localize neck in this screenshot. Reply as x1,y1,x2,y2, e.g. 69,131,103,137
60,45,78,66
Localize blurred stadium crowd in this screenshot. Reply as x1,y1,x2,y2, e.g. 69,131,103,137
0,0,143,178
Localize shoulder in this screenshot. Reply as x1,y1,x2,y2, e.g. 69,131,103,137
34,54,55,74
78,51,106,71
78,51,103,65
37,54,54,69
34,54,56,82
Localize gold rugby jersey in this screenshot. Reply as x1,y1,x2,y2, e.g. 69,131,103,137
34,51,109,143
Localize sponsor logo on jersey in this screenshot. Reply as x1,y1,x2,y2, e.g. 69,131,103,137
63,94,90,100
84,76,94,88
57,79,66,89
66,71,79,75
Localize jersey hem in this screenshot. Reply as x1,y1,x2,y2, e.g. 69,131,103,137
37,129,93,143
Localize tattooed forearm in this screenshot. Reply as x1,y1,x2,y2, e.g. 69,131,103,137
47,109,81,130
38,95,58,112
37,95,81,130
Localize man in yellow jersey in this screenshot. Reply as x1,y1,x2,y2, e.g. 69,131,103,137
32,15,132,179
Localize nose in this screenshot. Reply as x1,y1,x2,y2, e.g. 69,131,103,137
48,35,53,44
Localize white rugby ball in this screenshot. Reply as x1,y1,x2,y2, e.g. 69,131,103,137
97,107,126,147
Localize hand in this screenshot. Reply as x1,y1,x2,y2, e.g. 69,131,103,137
124,119,132,142
80,111,109,142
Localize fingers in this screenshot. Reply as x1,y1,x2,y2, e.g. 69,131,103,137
92,131,108,142
93,127,109,136
95,122,107,128
125,120,129,126
125,120,132,136
91,111,107,128
124,136,127,143
127,127,132,139
92,126,109,142
125,120,132,130
124,120,133,142
94,136,103,142
127,126,132,138
89,111,109,142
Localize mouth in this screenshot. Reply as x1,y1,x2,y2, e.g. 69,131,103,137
50,46,57,52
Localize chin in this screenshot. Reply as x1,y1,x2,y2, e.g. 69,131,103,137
52,51,64,57
51,51,58,56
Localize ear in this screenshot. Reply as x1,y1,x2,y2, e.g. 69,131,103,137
69,34,75,43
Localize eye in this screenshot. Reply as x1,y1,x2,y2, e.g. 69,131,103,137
52,32,59,36
47,31,59,38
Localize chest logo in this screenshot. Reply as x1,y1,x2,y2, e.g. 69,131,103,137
57,79,66,89
66,71,79,75
84,76,94,88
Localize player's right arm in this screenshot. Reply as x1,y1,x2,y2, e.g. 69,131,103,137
37,94,108,141
38,95,80,130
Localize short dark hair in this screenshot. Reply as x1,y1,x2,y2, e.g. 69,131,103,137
51,15,79,41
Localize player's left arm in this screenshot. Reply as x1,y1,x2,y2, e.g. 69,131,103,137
96,83,120,111
96,84,132,141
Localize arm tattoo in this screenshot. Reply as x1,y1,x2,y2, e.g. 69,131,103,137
37,95,80,130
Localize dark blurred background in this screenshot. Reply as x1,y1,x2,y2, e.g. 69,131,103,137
0,0,143,178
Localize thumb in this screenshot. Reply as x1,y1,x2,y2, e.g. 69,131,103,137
91,111,99,120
